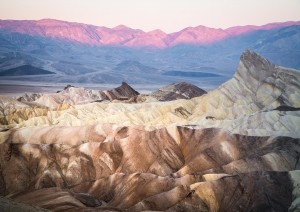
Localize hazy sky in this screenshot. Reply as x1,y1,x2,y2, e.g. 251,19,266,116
0,0,299,33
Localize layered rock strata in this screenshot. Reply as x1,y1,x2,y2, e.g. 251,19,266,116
0,50,300,211
0,125,299,211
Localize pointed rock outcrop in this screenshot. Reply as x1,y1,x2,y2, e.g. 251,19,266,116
101,82,140,101
152,82,207,101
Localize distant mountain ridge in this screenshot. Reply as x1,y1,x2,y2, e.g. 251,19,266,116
0,19,300,88
0,19,299,48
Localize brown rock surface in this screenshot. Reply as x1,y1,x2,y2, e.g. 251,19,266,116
0,125,299,211
0,50,300,211
151,82,207,101
12,82,140,110
101,82,140,101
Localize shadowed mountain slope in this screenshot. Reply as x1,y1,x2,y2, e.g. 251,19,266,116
0,65,54,76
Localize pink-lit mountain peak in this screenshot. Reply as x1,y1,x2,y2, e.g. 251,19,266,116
166,25,229,45
0,19,299,48
113,24,132,30
147,29,167,36
35,19,72,26
124,29,168,48
226,21,300,36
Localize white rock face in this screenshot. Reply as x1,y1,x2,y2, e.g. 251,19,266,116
2,50,299,137
34,87,105,109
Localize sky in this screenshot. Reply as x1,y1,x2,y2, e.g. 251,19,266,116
0,0,300,33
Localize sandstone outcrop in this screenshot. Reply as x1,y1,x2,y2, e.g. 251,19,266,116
0,50,300,211
101,82,140,101
151,81,207,101
33,82,140,109
0,83,141,127
0,125,299,211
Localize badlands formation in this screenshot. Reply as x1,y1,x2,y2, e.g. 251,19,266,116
0,50,300,211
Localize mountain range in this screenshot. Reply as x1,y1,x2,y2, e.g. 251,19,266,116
1,19,300,48
0,19,300,89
